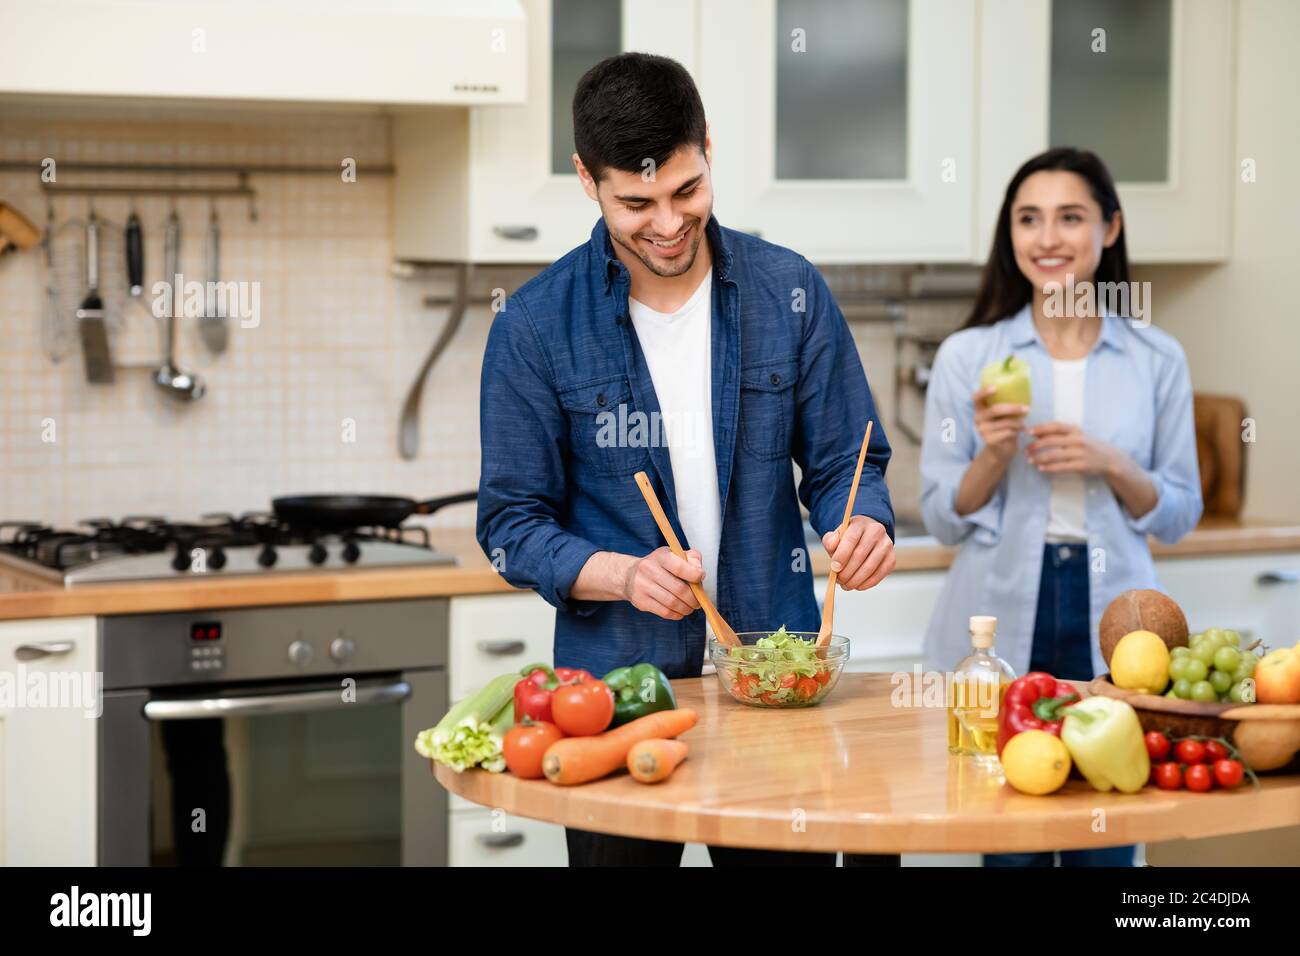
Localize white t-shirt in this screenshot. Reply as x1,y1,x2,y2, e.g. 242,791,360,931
1045,357,1089,543
628,274,722,607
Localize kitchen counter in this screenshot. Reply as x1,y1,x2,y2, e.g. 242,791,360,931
435,673,1300,854
2,520,1298,622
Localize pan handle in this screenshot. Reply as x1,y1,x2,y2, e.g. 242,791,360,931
414,491,477,516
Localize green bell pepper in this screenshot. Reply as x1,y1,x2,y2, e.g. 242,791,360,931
1060,696,1151,794
602,663,677,726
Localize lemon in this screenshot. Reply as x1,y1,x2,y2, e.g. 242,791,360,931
1001,730,1072,795
1111,629,1171,694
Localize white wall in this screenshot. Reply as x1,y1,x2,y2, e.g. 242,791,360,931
1140,0,1300,522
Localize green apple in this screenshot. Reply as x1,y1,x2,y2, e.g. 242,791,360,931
979,355,1032,408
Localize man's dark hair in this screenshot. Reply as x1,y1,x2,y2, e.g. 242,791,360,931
572,52,707,181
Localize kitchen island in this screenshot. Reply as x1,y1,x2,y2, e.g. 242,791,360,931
434,673,1300,855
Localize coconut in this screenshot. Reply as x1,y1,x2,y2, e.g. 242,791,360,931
1099,589,1189,667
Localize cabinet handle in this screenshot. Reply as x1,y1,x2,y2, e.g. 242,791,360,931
475,832,525,849
14,641,75,661
477,640,526,656
492,225,539,241
1257,570,1299,586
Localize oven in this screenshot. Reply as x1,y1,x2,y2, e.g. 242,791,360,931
97,599,447,866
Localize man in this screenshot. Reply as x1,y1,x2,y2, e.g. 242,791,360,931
477,53,897,866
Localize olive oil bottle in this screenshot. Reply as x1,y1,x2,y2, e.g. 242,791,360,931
947,615,1015,766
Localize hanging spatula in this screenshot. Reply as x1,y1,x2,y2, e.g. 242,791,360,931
76,210,114,384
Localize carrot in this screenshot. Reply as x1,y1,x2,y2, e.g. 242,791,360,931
627,739,688,784
542,708,698,786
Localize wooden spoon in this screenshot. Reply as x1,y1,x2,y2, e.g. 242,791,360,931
816,421,874,651
633,471,741,648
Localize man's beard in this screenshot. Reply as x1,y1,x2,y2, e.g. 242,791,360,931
606,213,708,278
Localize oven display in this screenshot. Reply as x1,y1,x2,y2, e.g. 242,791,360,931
191,621,222,642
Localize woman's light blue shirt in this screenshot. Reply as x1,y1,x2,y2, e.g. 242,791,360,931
920,305,1203,678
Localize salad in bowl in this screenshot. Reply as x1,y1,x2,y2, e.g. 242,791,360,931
710,626,849,708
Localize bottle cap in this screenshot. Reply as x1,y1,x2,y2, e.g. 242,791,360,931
969,615,997,648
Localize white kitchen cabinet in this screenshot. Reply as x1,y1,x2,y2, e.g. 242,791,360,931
395,0,700,263
0,0,525,107
699,0,978,262
814,567,948,672
450,805,570,866
978,0,1234,262
449,591,557,702
0,616,98,866
1154,551,1300,651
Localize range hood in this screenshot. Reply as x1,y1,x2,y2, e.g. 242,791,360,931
0,0,525,106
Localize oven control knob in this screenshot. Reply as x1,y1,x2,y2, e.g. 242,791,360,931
329,637,355,663
208,547,227,570
288,640,313,666
341,541,361,564
308,543,328,565
257,544,278,568
172,545,192,572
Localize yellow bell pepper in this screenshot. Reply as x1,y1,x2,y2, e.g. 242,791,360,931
1059,697,1150,794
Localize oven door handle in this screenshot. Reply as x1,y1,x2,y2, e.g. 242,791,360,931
142,679,412,720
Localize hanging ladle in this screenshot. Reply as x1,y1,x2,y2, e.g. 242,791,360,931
153,209,206,401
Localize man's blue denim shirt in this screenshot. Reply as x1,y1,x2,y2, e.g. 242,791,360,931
477,216,894,678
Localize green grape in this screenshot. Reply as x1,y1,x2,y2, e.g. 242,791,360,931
1168,657,1190,682
1171,646,1191,658
1222,630,1241,647
1189,633,1204,646
1192,643,1218,666
1228,681,1248,703
1202,628,1226,644
1183,658,1209,682
1235,654,1258,679
1201,632,1227,653
1190,680,1218,702
1213,646,1241,672
1209,669,1234,694
1165,687,1179,698
1172,678,1193,699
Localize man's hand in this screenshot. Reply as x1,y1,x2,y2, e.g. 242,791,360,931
622,547,705,621
821,515,895,591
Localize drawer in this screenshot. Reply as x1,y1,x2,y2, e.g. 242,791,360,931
449,807,568,867
449,593,557,702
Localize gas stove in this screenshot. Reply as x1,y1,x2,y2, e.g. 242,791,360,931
0,514,457,585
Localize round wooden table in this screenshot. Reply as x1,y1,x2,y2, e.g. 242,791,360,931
434,673,1300,854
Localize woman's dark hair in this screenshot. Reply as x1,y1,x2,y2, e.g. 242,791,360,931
963,147,1130,328
573,52,707,181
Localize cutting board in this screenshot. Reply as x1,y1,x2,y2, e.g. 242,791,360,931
1193,393,1247,519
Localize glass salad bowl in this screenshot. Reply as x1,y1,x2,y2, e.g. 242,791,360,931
709,628,850,708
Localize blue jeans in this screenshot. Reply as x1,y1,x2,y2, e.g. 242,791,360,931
984,543,1135,868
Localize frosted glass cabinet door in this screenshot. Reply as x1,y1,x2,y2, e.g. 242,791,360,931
468,0,700,262
701,0,977,262
978,0,1233,263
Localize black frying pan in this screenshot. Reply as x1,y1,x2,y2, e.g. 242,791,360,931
271,491,477,531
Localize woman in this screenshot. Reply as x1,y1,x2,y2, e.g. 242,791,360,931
920,148,1202,866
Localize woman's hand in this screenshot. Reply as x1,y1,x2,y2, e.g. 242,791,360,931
1025,422,1119,476
972,385,1029,463
822,515,895,591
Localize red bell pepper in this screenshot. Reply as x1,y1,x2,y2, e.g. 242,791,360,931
995,671,1079,756
512,663,593,723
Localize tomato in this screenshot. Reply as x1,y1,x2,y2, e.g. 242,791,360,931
551,680,615,736
1185,763,1214,793
1203,740,1230,762
1212,759,1245,789
760,691,782,705
794,677,820,701
1153,762,1183,790
1174,739,1207,765
779,673,797,689
735,674,759,698
502,721,565,779
814,667,832,686
1144,732,1171,761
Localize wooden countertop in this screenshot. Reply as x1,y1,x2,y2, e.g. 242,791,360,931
3,520,1299,623
435,673,1300,854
